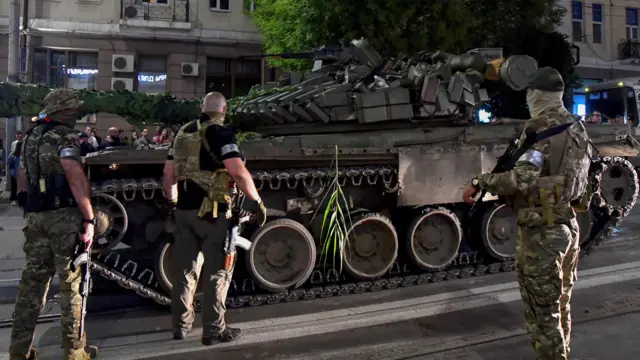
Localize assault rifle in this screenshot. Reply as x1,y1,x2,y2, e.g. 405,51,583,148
224,194,253,271
468,120,579,218
70,237,92,340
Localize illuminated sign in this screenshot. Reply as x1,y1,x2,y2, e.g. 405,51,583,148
67,68,98,75
64,68,166,83
138,74,167,83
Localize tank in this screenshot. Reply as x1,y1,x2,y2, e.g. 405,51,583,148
82,39,640,308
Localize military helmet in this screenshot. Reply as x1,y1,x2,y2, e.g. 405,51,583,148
39,88,84,116
527,67,564,92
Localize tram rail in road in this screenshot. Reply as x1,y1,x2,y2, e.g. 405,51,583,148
8,257,640,360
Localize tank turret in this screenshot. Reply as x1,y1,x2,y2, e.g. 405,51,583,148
233,38,538,135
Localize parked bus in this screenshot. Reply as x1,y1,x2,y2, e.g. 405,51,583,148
582,78,640,127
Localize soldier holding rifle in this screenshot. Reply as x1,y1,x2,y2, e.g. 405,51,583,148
9,89,98,360
463,68,592,360
162,91,266,346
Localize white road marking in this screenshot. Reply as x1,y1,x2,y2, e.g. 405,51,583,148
39,260,640,360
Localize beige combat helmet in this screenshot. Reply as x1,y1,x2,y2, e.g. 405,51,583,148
39,88,84,117
527,67,564,92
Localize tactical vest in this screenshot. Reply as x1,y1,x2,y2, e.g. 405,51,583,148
522,117,593,226
22,121,77,213
172,119,235,219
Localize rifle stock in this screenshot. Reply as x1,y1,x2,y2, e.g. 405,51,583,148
224,194,250,272
71,238,92,340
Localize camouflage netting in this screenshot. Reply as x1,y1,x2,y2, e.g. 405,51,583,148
231,38,538,129
0,83,202,125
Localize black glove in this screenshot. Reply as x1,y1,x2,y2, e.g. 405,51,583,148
17,192,27,208
242,198,267,227
157,197,177,218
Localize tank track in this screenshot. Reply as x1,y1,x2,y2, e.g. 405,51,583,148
581,156,639,254
86,158,637,309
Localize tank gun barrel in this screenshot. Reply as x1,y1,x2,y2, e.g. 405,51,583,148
239,46,354,62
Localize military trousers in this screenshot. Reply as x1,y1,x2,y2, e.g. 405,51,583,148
515,218,580,360
171,209,234,338
9,208,88,360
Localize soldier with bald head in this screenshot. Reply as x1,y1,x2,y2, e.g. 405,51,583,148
162,92,266,345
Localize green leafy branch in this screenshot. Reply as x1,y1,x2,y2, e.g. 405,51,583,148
311,145,353,273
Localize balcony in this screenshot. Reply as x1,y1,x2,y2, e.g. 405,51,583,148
120,0,191,30
619,40,640,60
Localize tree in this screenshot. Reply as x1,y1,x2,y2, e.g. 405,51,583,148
251,0,475,71
251,0,577,119
483,29,578,119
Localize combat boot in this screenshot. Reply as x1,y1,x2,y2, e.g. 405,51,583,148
27,347,38,360
64,345,98,360
9,347,38,360
201,327,242,346
172,326,192,340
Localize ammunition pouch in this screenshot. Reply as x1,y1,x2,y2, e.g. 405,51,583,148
517,175,574,227
23,174,76,213
178,169,235,220
570,182,594,213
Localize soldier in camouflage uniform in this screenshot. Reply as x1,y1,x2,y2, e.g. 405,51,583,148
163,92,266,346
9,89,98,360
463,67,592,360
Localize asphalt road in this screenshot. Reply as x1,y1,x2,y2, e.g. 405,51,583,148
153,277,640,360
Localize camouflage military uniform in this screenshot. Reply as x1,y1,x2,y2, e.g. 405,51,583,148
472,68,592,360
9,89,98,360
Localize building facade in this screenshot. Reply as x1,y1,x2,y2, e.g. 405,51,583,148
558,1,640,114
0,0,275,137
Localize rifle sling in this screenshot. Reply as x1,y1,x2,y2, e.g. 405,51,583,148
504,121,578,170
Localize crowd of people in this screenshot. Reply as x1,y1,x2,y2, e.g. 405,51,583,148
80,124,175,153
0,124,176,206
584,111,627,124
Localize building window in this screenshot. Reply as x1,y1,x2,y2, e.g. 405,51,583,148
137,56,167,94
206,58,231,98
592,4,603,44
627,8,639,40
210,0,230,11
68,52,99,90
32,49,98,90
235,59,262,96
571,1,583,42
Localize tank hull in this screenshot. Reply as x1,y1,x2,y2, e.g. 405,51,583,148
83,120,639,308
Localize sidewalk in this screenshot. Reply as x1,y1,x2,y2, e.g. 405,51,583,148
0,204,61,320
0,176,8,204
0,204,26,274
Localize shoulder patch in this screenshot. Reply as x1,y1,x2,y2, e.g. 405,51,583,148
517,149,544,168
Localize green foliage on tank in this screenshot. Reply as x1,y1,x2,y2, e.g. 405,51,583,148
0,82,293,127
